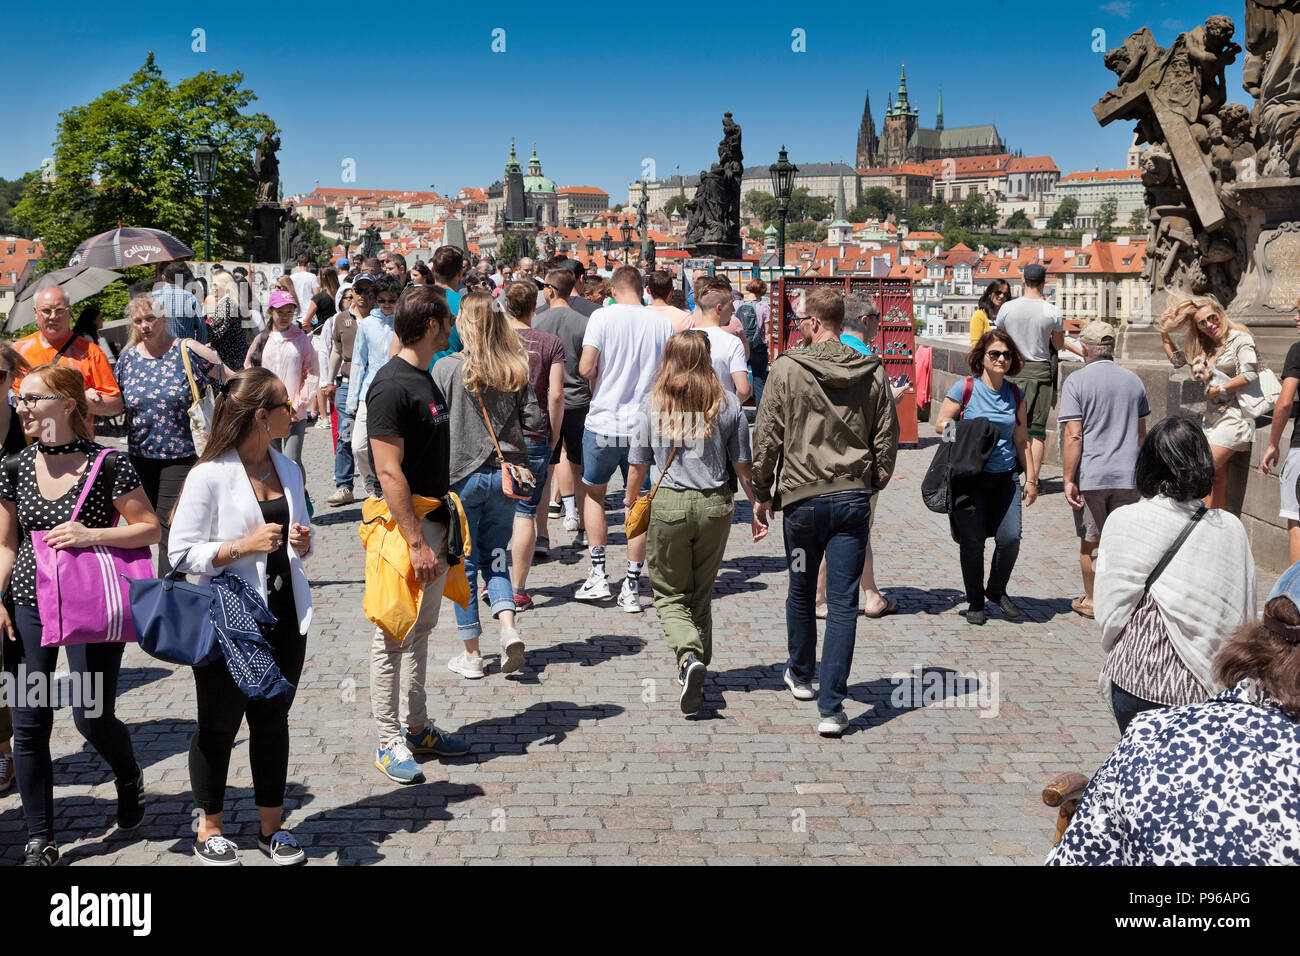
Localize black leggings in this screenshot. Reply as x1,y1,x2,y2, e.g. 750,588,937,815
131,455,195,575
188,595,307,815
6,605,138,842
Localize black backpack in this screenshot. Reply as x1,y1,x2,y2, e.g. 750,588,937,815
735,302,764,354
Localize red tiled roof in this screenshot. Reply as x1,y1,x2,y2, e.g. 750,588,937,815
1059,170,1141,183
1006,156,1059,174
925,154,1014,179
856,163,934,178
0,239,43,288
558,186,609,196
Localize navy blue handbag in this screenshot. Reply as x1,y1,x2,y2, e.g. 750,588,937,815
124,570,221,666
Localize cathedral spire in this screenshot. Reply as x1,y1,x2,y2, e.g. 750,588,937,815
937,86,944,132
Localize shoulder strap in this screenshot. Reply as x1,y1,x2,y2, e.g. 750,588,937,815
958,376,975,419
472,384,506,465
70,448,113,523
1144,505,1207,595
54,334,80,362
179,339,202,404
647,446,678,500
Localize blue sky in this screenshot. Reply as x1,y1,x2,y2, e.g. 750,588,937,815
3,0,1242,200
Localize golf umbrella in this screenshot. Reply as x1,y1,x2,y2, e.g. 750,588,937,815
68,227,193,270
5,266,123,332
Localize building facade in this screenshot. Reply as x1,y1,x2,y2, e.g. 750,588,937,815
1054,170,1145,229
874,66,1005,167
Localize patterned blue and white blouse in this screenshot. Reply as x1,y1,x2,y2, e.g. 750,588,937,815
115,340,219,460
1047,680,1300,865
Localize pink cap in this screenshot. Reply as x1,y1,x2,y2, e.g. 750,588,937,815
268,290,296,309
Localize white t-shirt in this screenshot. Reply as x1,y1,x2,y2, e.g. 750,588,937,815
290,270,321,319
582,303,674,436
994,296,1063,362
696,324,748,394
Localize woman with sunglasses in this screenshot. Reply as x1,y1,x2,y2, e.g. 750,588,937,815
935,329,1035,626
247,290,320,477
0,364,161,865
969,279,1010,349
1159,295,1259,511
168,367,314,866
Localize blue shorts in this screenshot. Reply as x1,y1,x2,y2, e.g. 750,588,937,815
516,439,552,517
581,428,630,488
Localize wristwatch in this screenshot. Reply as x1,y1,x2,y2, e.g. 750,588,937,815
229,541,242,561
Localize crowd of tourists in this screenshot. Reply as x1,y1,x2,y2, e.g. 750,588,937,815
4,240,1300,868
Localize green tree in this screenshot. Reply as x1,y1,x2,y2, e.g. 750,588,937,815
0,177,33,236
498,234,518,262
786,221,827,242
297,217,332,260
906,202,934,230
743,189,778,222
1005,209,1032,230
1097,197,1118,239
13,53,272,270
943,226,975,248
861,186,900,220
1127,207,1148,234
1048,196,1080,231
324,206,337,229
664,195,687,217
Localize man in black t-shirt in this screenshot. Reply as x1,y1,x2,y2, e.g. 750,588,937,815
1262,318,1300,563
364,285,468,785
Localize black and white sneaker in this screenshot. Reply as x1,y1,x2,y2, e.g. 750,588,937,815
194,834,241,866
22,839,58,866
548,502,564,519
679,655,707,715
259,829,307,866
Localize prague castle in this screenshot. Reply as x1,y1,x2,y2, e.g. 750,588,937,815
857,65,1006,169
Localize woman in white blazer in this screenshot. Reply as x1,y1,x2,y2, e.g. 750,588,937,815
168,367,314,867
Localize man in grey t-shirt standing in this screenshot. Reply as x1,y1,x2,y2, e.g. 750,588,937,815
535,267,591,544
1058,321,1149,619
995,263,1083,481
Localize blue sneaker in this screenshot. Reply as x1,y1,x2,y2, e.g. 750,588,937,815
375,740,424,784
405,725,470,757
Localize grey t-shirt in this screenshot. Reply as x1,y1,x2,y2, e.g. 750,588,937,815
535,305,591,411
995,296,1063,362
628,392,752,491
1057,359,1150,491
536,295,598,318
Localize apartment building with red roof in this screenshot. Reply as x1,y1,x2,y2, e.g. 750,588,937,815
0,237,44,320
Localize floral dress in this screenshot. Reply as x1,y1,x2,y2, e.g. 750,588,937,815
206,295,250,371
115,340,219,460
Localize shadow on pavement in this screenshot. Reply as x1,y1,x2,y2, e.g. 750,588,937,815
844,666,984,736
446,701,626,761
500,634,646,684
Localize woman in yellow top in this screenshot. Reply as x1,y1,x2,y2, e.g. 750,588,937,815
970,279,1011,347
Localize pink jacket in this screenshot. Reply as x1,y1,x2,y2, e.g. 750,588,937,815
250,326,320,421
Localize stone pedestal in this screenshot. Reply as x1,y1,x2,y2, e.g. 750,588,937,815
686,242,742,260
250,202,283,264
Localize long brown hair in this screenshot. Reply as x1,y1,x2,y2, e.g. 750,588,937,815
1215,596,1300,720
274,275,300,308
195,367,285,466
1160,294,1251,365
0,341,32,380
649,331,724,441
25,363,92,440
456,291,529,394
320,267,340,301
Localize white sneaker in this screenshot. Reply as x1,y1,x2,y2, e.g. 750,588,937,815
562,515,580,533
313,418,331,430
500,630,526,674
575,567,611,601
783,668,816,701
817,710,849,737
618,582,642,613
447,651,486,679
327,486,354,507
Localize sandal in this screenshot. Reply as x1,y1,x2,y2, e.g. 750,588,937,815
1071,596,1094,619
863,597,899,619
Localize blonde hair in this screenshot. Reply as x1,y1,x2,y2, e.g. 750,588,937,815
25,363,92,440
650,331,724,441
211,269,238,302
1160,294,1251,363
125,294,166,347
274,275,300,308
456,291,529,394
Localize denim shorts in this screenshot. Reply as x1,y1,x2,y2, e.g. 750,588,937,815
581,428,630,488
516,439,552,517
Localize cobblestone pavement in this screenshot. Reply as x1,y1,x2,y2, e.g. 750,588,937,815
0,425,1269,866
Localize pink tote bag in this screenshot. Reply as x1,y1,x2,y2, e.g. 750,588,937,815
33,448,154,647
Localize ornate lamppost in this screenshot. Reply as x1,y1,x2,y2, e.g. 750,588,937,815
620,218,633,267
769,146,797,270
191,135,220,261
339,219,354,260
601,229,612,270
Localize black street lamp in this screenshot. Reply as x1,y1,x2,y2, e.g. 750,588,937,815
620,218,633,265
769,145,797,270
586,239,597,261
601,229,612,269
339,219,354,259
191,135,220,261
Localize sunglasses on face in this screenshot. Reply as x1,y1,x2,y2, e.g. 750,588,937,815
264,399,293,415
377,297,398,305
985,349,1012,361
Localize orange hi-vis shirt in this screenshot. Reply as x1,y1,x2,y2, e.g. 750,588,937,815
11,332,120,397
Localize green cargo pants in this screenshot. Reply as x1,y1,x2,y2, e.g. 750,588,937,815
646,486,733,667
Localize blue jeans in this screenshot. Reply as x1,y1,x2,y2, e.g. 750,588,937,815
750,348,769,408
782,491,872,716
1111,683,1163,735
334,380,355,489
516,439,552,518
451,465,517,639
